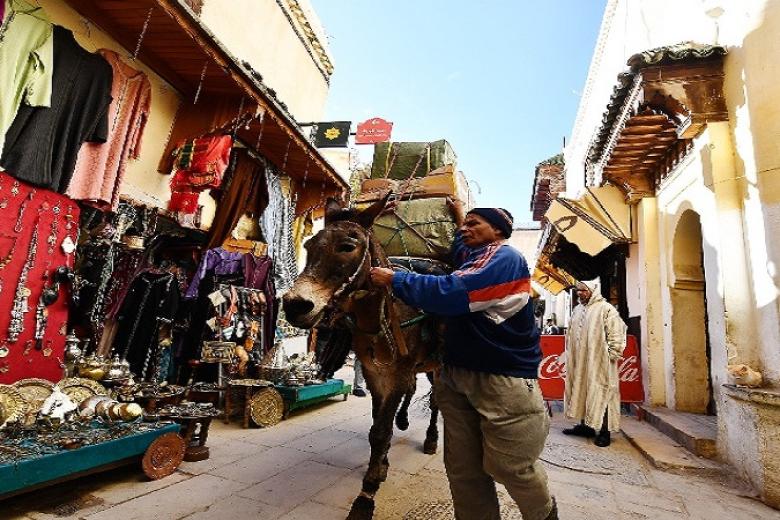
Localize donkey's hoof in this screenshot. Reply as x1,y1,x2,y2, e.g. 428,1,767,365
347,495,375,520
423,439,438,455
395,415,409,431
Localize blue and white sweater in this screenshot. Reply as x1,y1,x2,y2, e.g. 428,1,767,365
391,233,541,378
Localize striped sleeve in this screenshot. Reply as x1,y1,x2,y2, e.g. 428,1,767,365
456,246,531,323
391,244,531,322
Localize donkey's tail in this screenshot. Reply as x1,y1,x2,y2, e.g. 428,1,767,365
395,391,413,431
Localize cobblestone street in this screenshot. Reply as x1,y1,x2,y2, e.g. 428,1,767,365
4,372,778,520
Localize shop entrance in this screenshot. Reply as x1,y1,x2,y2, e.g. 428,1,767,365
670,210,715,414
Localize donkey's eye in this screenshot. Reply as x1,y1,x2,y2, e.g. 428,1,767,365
337,243,357,254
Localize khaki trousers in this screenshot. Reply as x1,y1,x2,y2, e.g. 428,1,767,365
435,365,553,520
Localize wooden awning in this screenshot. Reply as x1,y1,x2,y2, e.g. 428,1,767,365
64,0,348,210
587,43,727,201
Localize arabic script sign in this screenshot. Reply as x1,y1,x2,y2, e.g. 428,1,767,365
355,117,393,144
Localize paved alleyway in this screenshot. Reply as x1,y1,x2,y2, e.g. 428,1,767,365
4,372,778,520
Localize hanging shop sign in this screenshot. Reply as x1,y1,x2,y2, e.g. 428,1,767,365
355,117,393,144
313,121,351,148
537,334,644,403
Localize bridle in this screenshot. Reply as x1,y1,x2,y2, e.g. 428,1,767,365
317,225,414,365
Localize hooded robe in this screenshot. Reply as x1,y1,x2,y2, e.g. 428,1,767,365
564,278,627,431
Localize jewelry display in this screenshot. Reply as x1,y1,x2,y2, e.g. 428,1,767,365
0,341,8,358
47,203,60,255
0,234,18,294
22,340,33,357
11,180,19,197
8,220,40,343
14,190,36,233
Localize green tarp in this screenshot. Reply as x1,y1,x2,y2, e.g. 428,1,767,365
369,197,457,258
370,140,457,180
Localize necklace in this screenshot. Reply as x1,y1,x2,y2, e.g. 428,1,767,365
8,218,40,343
14,190,36,233
0,234,18,294
47,202,60,255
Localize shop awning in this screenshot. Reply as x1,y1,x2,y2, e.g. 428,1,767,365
543,185,632,257
531,224,576,295
64,0,348,207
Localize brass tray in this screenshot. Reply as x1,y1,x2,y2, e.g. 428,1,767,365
0,384,28,426
249,387,284,427
13,378,54,411
58,377,108,405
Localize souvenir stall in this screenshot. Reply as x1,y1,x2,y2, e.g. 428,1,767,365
0,0,349,497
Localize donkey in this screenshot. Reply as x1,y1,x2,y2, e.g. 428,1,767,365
282,197,443,520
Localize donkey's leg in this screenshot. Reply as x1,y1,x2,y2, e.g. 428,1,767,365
395,389,413,431
348,390,404,520
423,371,439,455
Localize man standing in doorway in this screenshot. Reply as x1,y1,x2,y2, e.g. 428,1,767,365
563,279,627,447
370,202,557,520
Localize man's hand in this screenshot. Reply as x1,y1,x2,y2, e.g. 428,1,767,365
370,267,395,287
446,197,465,227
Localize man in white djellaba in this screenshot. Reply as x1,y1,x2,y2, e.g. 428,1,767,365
562,278,627,447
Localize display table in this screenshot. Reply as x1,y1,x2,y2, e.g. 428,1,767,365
275,379,351,418
0,421,183,499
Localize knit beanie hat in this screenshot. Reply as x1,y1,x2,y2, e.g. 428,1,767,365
467,208,514,238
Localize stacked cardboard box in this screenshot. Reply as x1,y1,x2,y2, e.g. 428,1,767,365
357,142,474,259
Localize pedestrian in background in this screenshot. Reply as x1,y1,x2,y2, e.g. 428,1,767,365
563,278,627,447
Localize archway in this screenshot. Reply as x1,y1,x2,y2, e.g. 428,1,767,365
670,210,714,414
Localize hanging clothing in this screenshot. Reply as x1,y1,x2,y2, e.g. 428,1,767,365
0,0,53,154
114,270,180,381
260,168,297,294
184,247,243,299
243,254,277,353
168,135,232,216
206,149,268,249
2,26,112,192
66,49,151,210
564,278,627,432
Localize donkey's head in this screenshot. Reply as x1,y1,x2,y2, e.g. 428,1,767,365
282,196,389,328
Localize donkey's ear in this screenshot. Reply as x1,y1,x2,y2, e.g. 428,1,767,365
324,197,346,224
356,193,391,229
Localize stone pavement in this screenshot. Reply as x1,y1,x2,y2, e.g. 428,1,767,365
4,371,779,520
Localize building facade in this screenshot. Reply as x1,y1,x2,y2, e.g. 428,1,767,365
535,0,780,507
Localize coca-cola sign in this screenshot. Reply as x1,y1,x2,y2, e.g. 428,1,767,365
538,335,644,402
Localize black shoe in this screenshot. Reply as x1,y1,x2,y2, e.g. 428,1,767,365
352,387,367,397
562,423,596,437
594,431,611,447
544,497,558,520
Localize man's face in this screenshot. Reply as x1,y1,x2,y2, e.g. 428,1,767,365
576,285,592,304
460,213,503,247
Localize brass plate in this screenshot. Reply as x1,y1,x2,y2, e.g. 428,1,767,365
249,388,284,427
0,384,28,426
142,432,185,480
58,378,108,405
13,378,54,411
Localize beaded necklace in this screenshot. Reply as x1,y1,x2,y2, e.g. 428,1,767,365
8,216,40,343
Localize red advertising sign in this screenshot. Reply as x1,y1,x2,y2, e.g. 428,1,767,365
355,117,393,144
538,335,644,403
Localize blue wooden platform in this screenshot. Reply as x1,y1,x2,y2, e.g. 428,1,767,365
0,422,179,498
275,378,351,415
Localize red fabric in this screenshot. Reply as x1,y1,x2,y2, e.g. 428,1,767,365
168,191,200,214
538,334,644,403
172,135,232,191
0,172,79,384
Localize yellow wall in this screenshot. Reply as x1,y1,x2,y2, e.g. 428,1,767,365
200,0,332,123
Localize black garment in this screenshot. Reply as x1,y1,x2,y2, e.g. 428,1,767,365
114,271,180,381
1,26,112,192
